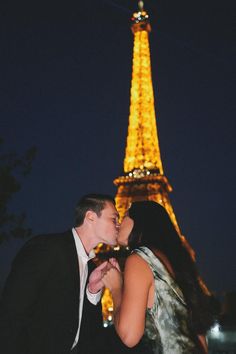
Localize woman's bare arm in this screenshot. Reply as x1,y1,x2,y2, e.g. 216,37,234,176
104,254,153,347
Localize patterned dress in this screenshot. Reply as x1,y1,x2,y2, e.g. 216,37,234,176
133,246,200,354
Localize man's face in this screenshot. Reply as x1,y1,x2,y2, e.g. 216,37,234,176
94,201,119,246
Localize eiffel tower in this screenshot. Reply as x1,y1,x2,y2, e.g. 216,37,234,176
114,1,181,236
101,1,200,326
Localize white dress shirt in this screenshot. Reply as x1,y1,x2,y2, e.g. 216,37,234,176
71,228,102,349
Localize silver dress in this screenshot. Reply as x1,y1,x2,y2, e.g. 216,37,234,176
134,246,200,354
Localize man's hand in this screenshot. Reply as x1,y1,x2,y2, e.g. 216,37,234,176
88,261,110,294
108,258,121,272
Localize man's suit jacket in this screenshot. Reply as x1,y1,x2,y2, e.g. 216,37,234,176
0,231,104,354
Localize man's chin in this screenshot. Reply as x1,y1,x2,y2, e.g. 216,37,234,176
117,240,127,247
104,239,118,247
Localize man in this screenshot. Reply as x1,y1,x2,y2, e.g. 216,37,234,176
0,194,120,354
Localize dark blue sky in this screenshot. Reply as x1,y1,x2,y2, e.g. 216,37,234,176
1,0,235,295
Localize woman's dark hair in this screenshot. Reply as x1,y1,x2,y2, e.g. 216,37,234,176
128,201,218,334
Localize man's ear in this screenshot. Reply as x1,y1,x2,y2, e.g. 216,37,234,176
85,210,96,223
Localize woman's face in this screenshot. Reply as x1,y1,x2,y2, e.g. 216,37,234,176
117,215,134,246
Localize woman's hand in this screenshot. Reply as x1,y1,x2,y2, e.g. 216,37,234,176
102,266,123,293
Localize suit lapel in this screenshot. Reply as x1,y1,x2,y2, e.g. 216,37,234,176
65,231,80,303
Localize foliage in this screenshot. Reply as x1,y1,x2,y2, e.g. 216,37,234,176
0,138,37,244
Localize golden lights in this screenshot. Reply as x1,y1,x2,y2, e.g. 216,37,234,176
124,30,163,175
101,288,114,327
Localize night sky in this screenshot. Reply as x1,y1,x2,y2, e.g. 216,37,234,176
1,0,235,295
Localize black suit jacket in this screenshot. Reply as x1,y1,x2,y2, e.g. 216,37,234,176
0,231,104,354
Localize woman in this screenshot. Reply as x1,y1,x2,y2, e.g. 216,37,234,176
102,201,217,353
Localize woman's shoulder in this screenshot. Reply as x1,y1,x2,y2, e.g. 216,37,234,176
126,251,148,266
125,251,153,281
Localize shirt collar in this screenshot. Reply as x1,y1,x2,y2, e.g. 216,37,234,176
72,227,95,261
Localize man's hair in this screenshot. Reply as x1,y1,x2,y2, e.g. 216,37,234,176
75,193,115,226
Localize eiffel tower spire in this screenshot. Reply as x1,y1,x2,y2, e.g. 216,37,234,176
114,2,181,236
